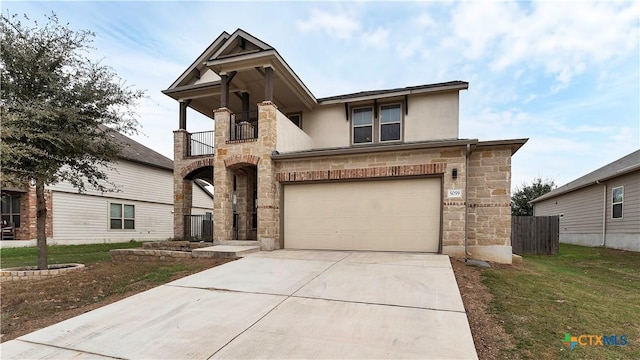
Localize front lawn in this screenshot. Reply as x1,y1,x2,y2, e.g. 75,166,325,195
0,242,233,342
483,244,640,359
0,241,143,268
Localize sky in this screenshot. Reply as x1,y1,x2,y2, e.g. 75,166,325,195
3,1,639,190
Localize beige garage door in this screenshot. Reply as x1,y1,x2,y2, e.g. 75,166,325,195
284,177,441,252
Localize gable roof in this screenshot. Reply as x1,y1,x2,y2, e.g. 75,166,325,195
317,81,469,104
103,128,173,171
208,28,273,60
531,149,640,203
168,31,230,89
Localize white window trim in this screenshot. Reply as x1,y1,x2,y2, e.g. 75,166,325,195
109,202,136,230
611,186,623,219
352,106,374,145
379,103,402,143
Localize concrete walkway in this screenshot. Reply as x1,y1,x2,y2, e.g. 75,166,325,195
0,250,478,359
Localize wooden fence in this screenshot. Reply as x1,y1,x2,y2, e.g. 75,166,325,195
511,216,559,255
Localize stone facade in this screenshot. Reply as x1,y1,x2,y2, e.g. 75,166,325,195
272,145,513,262
211,102,279,248
173,118,515,262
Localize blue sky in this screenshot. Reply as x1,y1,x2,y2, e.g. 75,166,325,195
3,1,639,189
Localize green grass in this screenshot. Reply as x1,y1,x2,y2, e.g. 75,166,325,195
141,264,190,283
0,241,144,268
483,244,640,359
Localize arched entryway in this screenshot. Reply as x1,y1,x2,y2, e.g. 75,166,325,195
225,156,259,241
175,162,214,241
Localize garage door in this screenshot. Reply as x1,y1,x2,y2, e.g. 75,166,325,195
284,177,441,252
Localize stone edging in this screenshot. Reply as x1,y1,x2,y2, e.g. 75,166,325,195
0,263,85,282
111,249,195,262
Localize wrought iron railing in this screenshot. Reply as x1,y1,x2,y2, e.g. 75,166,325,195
184,214,213,241
188,131,214,156
230,111,258,141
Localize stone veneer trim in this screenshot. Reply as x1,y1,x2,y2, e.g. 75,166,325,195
276,163,446,182
224,154,261,168
179,157,215,179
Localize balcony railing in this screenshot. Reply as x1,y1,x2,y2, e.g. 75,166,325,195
230,111,258,141
188,131,214,156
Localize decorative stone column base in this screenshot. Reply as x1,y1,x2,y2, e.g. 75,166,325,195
259,237,279,251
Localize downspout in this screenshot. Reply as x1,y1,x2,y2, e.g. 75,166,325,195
465,143,473,257
597,180,606,246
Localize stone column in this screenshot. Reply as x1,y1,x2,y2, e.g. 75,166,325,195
213,108,234,241
173,130,189,239
256,101,278,249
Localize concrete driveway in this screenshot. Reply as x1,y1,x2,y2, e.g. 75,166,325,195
0,250,478,359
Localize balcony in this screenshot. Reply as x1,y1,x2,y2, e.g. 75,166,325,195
188,130,214,156
229,111,258,141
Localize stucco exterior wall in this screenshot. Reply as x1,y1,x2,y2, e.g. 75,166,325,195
301,104,349,149
276,110,313,153
302,91,460,150
404,92,459,142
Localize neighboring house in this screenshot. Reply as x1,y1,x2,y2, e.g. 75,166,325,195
0,130,213,246
163,29,527,264
532,150,640,252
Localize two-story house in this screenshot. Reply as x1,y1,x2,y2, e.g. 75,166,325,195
0,130,213,246
163,29,527,264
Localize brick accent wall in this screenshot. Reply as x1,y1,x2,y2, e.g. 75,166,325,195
276,163,445,182
14,187,53,240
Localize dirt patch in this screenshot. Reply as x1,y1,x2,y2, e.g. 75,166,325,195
451,258,517,360
0,258,233,343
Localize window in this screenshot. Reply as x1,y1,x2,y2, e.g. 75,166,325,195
380,104,401,142
353,107,373,144
351,103,403,144
110,203,135,230
288,113,302,129
1,194,21,227
612,186,623,219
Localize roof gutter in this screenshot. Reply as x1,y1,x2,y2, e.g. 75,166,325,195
531,163,640,204
271,139,478,161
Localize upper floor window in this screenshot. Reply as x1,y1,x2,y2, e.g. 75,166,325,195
352,103,402,144
612,186,623,219
380,104,401,142
288,113,302,129
1,194,20,228
353,107,373,144
110,203,135,230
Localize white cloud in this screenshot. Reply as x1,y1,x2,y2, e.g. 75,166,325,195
415,13,435,28
361,27,389,49
447,1,639,90
296,8,360,40
396,36,422,59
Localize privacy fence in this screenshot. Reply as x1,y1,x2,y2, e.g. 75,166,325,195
511,216,559,255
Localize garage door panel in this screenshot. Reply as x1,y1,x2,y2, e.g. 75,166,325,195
284,178,441,252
